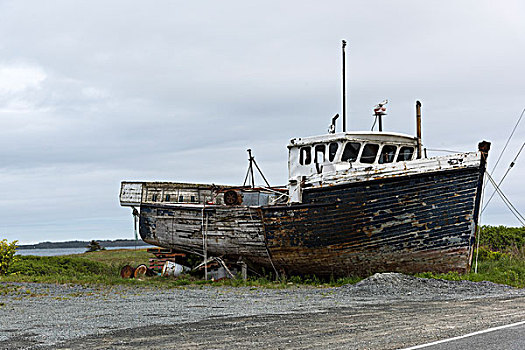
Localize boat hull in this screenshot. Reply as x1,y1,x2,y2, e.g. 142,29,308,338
136,163,485,277
261,166,483,276
138,204,272,268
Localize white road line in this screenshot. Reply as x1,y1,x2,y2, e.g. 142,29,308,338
400,320,525,349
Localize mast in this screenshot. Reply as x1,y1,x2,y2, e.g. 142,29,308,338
342,40,347,132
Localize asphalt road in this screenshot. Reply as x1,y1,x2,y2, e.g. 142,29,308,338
405,322,525,350
2,275,524,349
44,296,525,349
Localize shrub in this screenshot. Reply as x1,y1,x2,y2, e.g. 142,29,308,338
479,225,525,253
0,239,18,275
475,246,510,261
85,240,105,252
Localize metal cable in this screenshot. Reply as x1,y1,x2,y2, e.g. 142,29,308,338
490,108,525,176
482,141,525,213
485,172,525,225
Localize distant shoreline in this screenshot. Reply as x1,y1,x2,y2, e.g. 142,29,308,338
17,239,151,250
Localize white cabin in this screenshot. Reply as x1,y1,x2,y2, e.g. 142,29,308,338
287,131,420,202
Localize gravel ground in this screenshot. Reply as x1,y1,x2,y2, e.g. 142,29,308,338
1,273,524,349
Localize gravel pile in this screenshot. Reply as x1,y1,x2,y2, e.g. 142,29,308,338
343,272,518,300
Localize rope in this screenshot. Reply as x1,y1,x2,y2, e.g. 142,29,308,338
485,172,525,225
248,209,280,279
474,176,486,274
482,141,525,213
132,207,139,250
490,108,525,175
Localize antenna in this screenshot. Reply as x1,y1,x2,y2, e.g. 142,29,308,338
342,40,347,132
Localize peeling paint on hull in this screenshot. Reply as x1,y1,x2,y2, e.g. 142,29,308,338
261,167,483,276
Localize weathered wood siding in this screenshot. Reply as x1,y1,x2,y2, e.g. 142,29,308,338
120,182,232,207
261,167,484,276
139,204,270,266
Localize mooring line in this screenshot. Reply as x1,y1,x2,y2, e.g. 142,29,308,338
490,107,525,176
248,208,279,279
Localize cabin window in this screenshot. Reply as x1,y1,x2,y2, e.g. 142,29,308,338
178,195,184,202
328,142,338,162
299,147,312,165
397,146,415,161
314,144,326,164
378,145,397,164
191,195,196,202
341,142,361,162
152,194,158,202
360,144,379,163
165,194,170,201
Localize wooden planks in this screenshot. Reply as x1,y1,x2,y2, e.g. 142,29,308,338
139,206,270,267
262,167,484,276
147,247,186,271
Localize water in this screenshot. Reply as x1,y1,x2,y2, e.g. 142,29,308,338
16,245,151,257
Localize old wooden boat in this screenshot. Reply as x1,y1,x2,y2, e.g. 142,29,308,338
120,101,490,277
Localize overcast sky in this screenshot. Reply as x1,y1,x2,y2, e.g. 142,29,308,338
1,1,524,244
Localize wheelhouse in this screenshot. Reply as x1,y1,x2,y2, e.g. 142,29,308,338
288,131,419,178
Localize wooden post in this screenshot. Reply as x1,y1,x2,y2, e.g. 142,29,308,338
202,208,208,280
241,261,247,280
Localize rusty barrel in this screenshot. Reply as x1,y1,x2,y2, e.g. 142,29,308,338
120,265,135,278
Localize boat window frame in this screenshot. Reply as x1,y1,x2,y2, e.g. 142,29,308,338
341,141,362,162
396,146,415,162
299,146,312,165
314,144,326,164
328,142,339,162
360,143,380,164
378,144,398,164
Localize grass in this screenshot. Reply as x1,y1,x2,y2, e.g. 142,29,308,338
9,247,524,289
416,247,525,288
1,249,362,288
74,248,151,268
1,249,155,286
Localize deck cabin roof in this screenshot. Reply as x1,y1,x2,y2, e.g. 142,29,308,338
288,131,418,148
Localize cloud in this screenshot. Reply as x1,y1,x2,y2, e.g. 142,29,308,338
0,64,46,94
0,1,524,244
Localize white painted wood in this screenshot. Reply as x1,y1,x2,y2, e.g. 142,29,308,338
120,182,143,206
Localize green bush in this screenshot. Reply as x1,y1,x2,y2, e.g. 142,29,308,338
479,225,525,253
475,246,510,261
0,239,18,275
